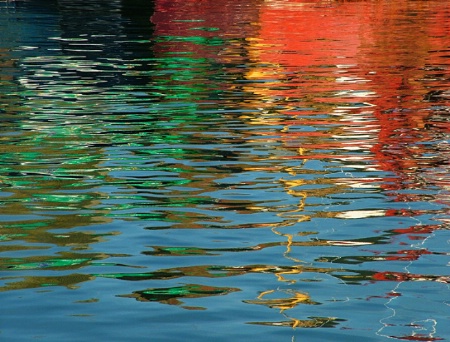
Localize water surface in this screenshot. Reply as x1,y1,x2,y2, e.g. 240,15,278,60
0,0,449,341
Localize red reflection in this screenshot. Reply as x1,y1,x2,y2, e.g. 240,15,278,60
392,335,444,341
392,224,441,235
151,0,262,59
358,1,450,187
372,271,450,283
152,0,261,36
255,0,449,181
389,222,443,241
255,1,363,68
384,249,433,261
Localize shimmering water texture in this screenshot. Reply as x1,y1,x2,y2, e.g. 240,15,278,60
0,0,449,341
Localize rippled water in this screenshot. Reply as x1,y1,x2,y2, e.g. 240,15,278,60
1,0,449,341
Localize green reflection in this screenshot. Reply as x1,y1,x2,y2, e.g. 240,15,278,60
189,27,220,32
6,258,90,270
156,36,224,46
118,283,240,308
94,265,239,281
1,252,101,271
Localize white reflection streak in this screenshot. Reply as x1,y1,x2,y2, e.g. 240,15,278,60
376,280,403,340
411,319,438,338
377,189,447,339
336,209,386,219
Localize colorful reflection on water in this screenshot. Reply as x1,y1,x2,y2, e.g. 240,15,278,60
0,0,449,341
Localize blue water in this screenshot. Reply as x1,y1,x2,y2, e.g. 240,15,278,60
0,0,449,341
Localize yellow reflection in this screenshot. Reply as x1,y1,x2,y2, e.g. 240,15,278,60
245,289,316,312
271,173,312,265
249,316,341,328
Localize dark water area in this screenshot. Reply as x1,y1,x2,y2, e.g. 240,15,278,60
0,0,449,341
